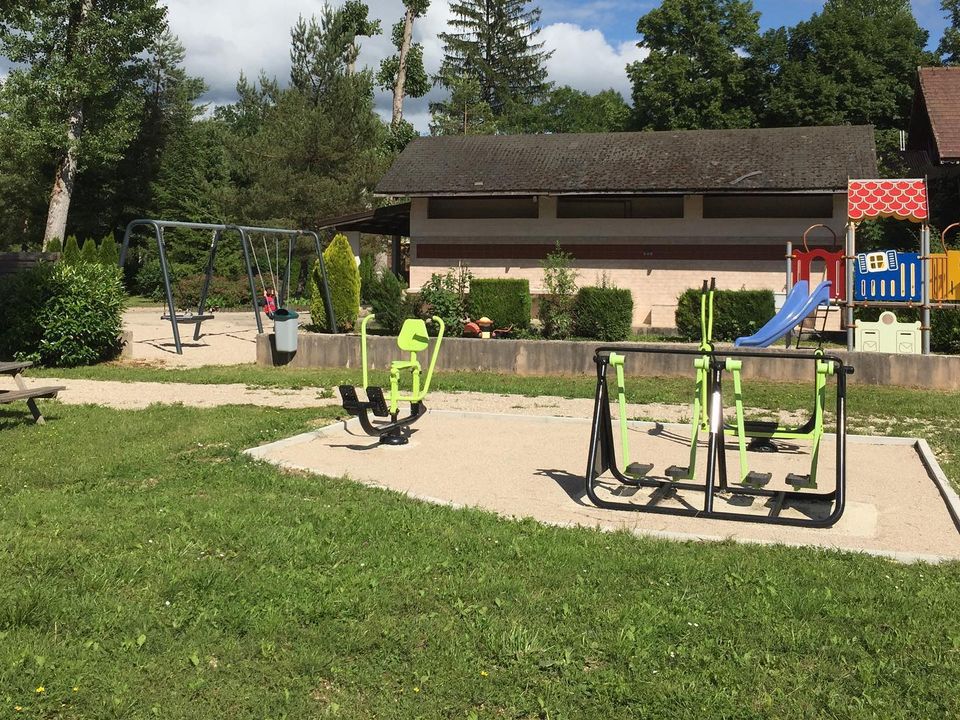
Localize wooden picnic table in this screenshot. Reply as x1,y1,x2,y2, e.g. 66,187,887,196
0,361,65,425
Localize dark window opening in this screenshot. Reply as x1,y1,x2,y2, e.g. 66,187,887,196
428,196,538,219
703,194,834,219
557,195,683,219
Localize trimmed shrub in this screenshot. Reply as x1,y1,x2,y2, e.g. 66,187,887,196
46,237,63,253
573,286,634,341
98,236,119,266
675,287,775,342
62,235,81,265
468,278,531,329
310,233,360,332
80,237,99,264
370,271,412,335
0,262,125,366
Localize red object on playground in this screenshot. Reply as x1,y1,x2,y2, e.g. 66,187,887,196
847,179,929,222
792,224,846,302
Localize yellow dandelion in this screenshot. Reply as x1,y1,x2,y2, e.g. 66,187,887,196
15,707,23,712
413,687,420,693
480,670,489,677
36,686,45,694
73,687,79,693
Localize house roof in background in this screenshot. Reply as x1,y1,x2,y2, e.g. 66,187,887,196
375,125,878,197
916,67,960,163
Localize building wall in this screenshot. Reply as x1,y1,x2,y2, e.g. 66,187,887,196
408,193,847,328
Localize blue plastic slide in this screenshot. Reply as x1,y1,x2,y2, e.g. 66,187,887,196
735,280,832,348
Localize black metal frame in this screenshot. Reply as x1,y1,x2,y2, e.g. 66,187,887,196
119,219,337,354
338,385,425,445
586,346,853,528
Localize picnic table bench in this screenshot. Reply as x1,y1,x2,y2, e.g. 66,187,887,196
0,361,65,425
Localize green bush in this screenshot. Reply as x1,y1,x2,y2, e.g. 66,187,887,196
418,268,472,336
573,286,634,341
0,262,125,366
675,287,776,343
62,235,81,265
98,236,119,266
80,237,99,264
175,274,252,310
46,237,63,254
539,244,578,339
468,278,531,329
359,251,377,305
369,271,412,335
310,233,360,332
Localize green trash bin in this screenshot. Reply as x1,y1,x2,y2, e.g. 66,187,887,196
273,308,299,353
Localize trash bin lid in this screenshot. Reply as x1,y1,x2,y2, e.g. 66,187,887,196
274,308,299,320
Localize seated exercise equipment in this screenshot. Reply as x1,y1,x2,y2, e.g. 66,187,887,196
339,314,445,445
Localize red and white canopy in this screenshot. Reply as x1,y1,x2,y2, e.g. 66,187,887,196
848,179,929,223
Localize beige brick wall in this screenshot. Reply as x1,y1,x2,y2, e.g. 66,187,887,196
407,194,847,329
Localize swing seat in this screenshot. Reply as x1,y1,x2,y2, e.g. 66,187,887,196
161,313,215,324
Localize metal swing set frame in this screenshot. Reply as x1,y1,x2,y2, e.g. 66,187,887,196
119,219,337,354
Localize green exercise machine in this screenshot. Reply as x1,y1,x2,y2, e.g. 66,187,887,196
609,278,835,490
339,314,445,445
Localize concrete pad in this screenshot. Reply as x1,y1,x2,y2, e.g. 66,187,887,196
245,411,960,564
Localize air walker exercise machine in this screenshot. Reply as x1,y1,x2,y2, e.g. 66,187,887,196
339,314,445,445
586,281,854,528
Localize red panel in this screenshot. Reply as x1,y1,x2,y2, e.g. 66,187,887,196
792,249,846,301
848,179,929,222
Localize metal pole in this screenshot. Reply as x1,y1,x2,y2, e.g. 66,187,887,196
846,222,856,351
922,223,931,355
194,229,220,341
702,361,724,514
785,240,793,348
155,225,183,354
308,231,338,332
281,235,294,308
238,227,264,335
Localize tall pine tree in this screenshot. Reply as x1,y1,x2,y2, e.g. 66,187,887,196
433,0,552,130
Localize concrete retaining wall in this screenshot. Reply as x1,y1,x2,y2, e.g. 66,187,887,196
257,332,960,391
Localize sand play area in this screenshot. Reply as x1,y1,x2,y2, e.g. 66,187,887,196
246,410,960,563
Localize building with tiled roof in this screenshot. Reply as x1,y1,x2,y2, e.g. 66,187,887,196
372,126,878,330
908,67,960,166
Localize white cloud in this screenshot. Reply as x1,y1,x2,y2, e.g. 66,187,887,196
541,22,646,98
161,0,641,132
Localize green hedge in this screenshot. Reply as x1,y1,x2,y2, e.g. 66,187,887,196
175,274,252,309
675,287,775,342
468,278,531,329
572,286,634,341
0,262,125,366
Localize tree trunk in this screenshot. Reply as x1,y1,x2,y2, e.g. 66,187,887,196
43,104,83,250
42,0,92,251
391,6,416,128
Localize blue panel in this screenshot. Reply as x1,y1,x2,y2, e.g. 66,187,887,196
854,252,922,302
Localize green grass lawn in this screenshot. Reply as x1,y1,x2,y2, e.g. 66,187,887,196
1,399,959,718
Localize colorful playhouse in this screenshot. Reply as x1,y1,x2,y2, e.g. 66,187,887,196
787,178,957,355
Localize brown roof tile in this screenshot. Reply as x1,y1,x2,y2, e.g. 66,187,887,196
918,67,960,162
376,126,877,196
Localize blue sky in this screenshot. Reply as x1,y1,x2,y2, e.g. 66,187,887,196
542,0,950,49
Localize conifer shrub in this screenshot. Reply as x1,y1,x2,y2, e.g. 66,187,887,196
310,233,360,331
61,235,81,265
